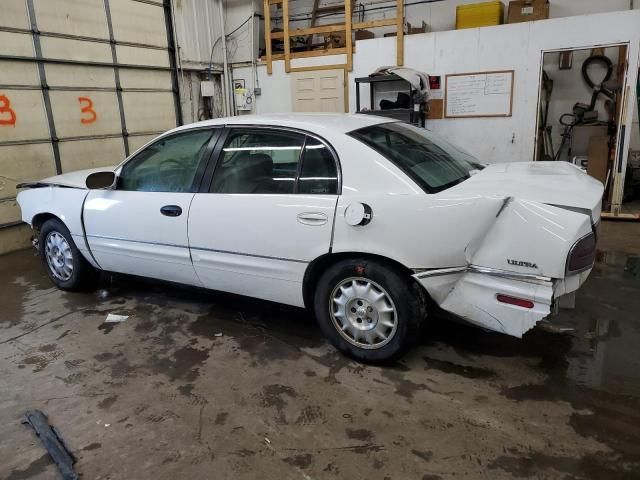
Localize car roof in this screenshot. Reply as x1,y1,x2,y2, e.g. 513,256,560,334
169,113,395,136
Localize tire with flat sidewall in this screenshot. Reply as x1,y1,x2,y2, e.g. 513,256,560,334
38,218,94,291
314,258,426,363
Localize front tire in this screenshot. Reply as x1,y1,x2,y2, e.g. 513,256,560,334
314,258,426,363
39,218,94,291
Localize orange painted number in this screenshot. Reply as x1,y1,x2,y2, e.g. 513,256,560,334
0,94,17,127
78,96,97,124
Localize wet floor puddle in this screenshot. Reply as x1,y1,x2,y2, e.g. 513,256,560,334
3,247,640,477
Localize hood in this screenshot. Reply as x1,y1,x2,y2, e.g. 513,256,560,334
17,166,117,190
446,161,604,222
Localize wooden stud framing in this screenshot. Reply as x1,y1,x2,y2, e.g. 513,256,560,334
289,64,347,72
352,18,397,29
264,0,272,74
270,47,348,61
345,0,353,71
283,0,291,73
263,0,405,74
271,24,345,39
396,0,404,66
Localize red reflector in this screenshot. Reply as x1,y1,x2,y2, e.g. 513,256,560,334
497,294,534,309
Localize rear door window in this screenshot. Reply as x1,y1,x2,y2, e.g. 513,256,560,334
298,139,338,195
210,129,304,194
209,128,339,195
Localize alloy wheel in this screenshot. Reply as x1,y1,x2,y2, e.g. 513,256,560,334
44,231,74,281
329,277,398,349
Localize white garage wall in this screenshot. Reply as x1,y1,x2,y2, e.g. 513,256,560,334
237,11,639,166
348,10,640,167
180,0,639,119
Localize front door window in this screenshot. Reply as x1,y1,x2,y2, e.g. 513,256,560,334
119,129,214,192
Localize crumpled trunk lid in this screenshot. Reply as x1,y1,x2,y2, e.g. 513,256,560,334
446,161,604,222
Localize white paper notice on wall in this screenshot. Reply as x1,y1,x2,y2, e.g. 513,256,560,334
445,71,514,118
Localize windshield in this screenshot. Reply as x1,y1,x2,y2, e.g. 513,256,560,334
349,122,484,193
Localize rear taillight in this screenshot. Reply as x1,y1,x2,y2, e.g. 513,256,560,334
497,294,535,309
566,232,597,274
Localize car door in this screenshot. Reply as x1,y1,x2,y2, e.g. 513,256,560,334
188,126,340,307
83,127,218,285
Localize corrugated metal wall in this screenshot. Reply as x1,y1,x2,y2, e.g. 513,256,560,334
173,0,221,68
172,0,260,68
0,0,181,252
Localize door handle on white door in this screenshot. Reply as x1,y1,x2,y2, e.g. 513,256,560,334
297,212,328,226
160,205,182,217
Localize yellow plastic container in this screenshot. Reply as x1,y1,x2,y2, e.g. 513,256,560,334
456,1,504,29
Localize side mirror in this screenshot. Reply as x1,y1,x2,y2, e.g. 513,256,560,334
86,171,116,189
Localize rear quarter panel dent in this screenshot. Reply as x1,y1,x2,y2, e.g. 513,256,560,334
469,199,593,279
331,193,505,269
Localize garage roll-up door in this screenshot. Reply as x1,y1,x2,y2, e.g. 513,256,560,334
0,0,181,231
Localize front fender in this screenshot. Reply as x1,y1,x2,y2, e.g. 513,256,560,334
17,187,88,235
17,187,98,268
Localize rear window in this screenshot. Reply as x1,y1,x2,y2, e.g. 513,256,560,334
349,122,483,193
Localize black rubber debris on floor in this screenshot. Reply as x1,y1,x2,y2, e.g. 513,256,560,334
22,410,78,480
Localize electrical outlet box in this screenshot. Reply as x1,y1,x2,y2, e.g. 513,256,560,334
254,87,262,96
201,80,215,97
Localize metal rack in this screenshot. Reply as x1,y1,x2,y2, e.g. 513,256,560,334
355,73,425,127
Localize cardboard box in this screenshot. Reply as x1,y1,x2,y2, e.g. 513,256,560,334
407,21,428,34
324,31,345,48
572,125,608,157
354,29,375,41
426,99,444,120
456,1,504,30
507,0,549,24
587,135,609,185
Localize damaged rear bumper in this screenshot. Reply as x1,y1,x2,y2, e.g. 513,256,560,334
413,266,590,337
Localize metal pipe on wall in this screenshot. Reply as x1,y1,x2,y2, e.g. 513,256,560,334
250,3,256,93
169,0,185,120
218,0,230,116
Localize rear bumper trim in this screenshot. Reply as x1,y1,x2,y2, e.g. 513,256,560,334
413,265,552,285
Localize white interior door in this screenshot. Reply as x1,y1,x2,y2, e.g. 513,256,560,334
291,69,345,113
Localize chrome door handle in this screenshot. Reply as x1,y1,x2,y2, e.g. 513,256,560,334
297,212,328,226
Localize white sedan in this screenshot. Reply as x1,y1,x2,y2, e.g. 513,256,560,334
17,114,603,362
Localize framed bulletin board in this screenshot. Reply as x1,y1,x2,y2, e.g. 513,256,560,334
444,70,514,118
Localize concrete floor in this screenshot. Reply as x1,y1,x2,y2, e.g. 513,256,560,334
1,223,640,480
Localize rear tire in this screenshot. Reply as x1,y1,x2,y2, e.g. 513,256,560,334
39,218,95,291
313,258,426,363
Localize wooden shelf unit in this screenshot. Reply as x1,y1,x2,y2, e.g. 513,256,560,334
263,0,404,74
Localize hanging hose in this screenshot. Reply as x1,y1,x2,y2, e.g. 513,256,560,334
581,55,613,90
582,54,616,110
